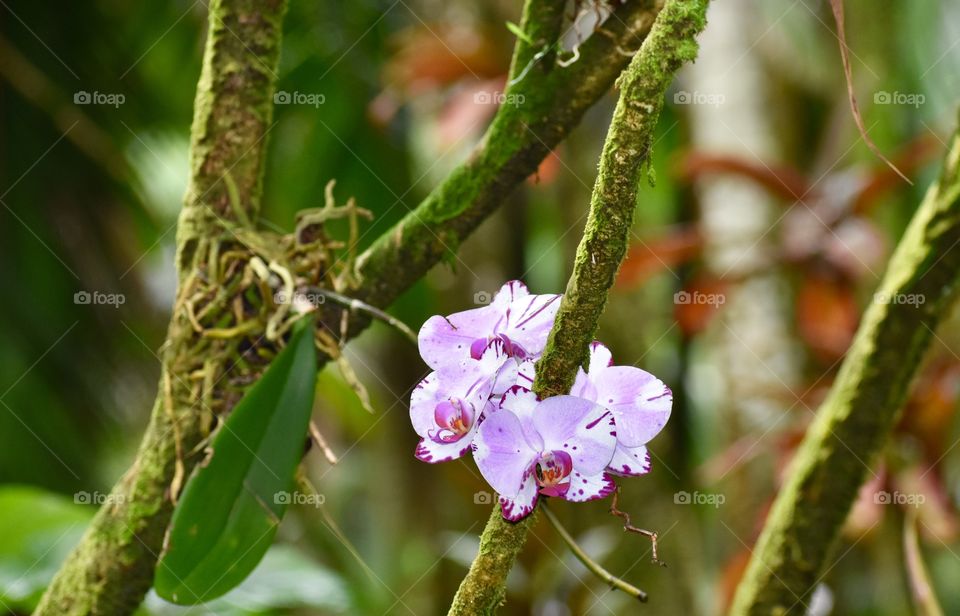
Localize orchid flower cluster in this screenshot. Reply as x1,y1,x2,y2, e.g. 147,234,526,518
410,281,672,521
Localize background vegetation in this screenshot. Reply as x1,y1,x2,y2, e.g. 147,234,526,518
1,0,959,614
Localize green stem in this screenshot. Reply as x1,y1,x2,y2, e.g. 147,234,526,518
33,1,287,614
447,2,709,613
541,503,648,602
729,120,960,615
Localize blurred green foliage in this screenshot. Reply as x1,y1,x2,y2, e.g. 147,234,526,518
2,0,960,614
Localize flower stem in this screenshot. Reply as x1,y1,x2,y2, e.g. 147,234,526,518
541,502,648,603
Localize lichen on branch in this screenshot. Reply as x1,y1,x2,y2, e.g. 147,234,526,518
730,119,960,615
447,2,709,614
34,1,288,614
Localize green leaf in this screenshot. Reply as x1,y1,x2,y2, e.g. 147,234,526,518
154,315,318,605
0,486,93,611
145,545,350,615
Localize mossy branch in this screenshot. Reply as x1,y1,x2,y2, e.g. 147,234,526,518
34,1,287,614
729,120,960,615
349,0,664,311
447,2,709,614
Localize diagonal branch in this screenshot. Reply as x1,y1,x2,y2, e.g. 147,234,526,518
730,118,960,615
447,2,709,613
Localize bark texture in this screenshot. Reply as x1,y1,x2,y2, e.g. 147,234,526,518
34,1,287,613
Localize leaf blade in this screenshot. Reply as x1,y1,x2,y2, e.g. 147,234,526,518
155,315,318,605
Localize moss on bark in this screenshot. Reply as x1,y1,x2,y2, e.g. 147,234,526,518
447,2,709,613
34,1,287,614
729,122,960,615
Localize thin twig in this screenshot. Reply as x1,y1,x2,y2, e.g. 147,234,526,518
309,420,339,465
541,502,648,602
309,287,417,344
610,487,664,566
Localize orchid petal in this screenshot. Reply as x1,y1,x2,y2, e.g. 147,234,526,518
414,435,474,463
473,409,538,498
502,292,561,358
533,396,617,476
490,280,531,310
417,308,501,370
562,470,617,503
607,444,652,477
593,367,671,448
581,342,672,448
499,472,538,521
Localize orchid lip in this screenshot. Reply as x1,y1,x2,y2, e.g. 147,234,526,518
535,450,573,496
429,398,475,443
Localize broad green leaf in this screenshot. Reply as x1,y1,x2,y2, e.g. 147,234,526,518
155,315,318,605
0,486,93,611
145,545,350,615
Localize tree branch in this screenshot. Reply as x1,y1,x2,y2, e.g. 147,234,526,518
447,2,709,613
34,1,287,613
729,119,960,615
350,0,663,310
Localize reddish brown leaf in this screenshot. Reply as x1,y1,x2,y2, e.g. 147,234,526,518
617,226,702,289
675,152,810,202
795,272,859,360
674,276,727,336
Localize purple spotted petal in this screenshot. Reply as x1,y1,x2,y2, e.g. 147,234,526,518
499,471,538,521
499,386,540,420
516,360,536,389
418,308,502,370
580,343,672,448
415,435,474,463
607,444,652,477
532,396,617,477
562,470,617,502
500,291,561,359
473,408,539,498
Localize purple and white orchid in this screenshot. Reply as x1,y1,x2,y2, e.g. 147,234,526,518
409,280,672,522
418,280,561,370
410,339,517,463
473,387,618,521
570,342,672,477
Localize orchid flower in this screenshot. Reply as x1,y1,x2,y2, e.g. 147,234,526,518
473,387,617,521
569,342,672,477
418,280,561,370
410,339,518,463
